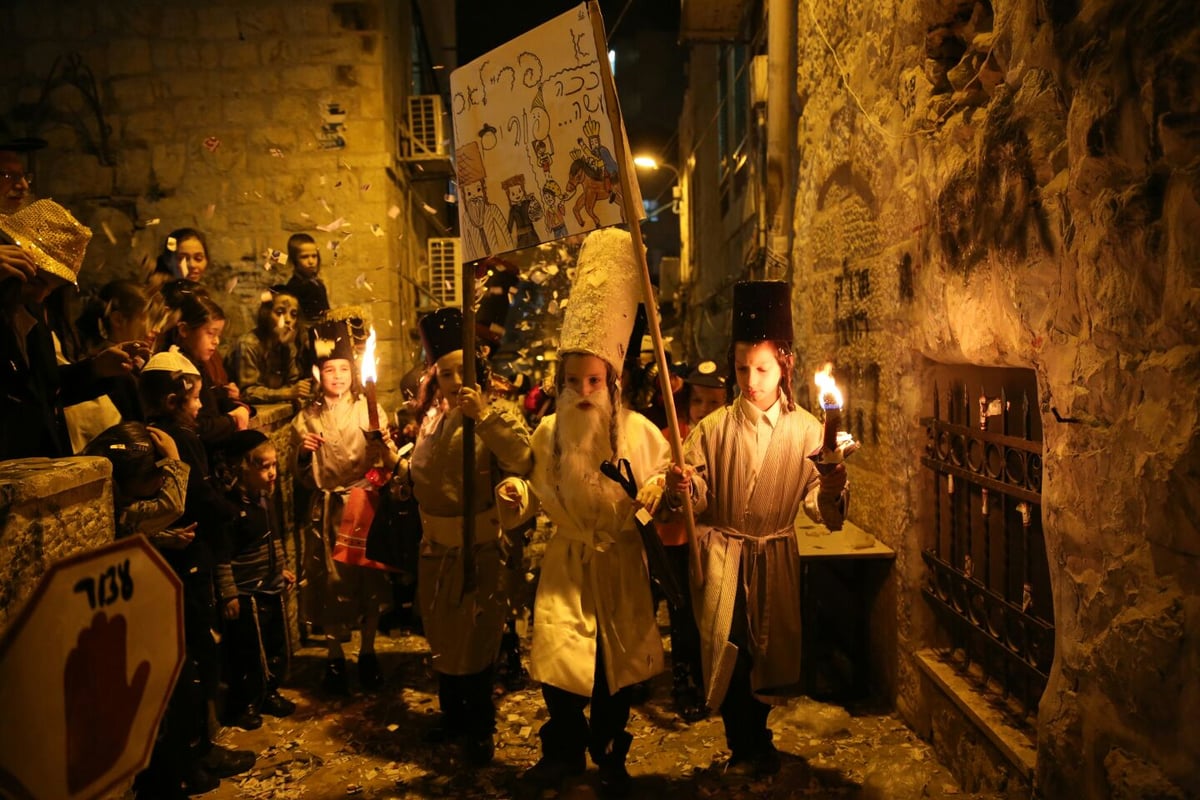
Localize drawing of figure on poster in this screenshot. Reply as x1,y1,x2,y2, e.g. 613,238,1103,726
457,141,515,258
450,2,642,262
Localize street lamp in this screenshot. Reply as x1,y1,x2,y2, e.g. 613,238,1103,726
633,155,681,215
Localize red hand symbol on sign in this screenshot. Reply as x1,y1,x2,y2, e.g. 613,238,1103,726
63,612,150,794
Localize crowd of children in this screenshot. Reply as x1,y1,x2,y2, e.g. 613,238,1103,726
3,203,852,799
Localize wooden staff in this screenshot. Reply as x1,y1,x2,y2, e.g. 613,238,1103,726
589,1,702,587
460,260,478,599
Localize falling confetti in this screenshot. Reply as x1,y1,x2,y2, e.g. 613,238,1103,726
225,277,239,293
203,136,221,152
143,218,160,227
317,217,347,232
204,204,216,219
355,274,374,292
360,183,371,192
320,198,332,214
269,147,285,157
100,222,117,244
319,175,327,186
370,224,384,238
387,205,401,219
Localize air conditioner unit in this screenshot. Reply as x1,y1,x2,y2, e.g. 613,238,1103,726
423,237,462,308
402,95,447,159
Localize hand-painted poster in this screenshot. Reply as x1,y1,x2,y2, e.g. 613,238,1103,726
450,1,643,263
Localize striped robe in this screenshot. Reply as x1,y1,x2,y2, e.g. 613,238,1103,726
681,398,838,708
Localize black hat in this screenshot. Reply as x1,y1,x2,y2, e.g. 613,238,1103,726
223,430,270,461
311,317,357,364
686,360,728,389
420,307,463,365
732,281,792,343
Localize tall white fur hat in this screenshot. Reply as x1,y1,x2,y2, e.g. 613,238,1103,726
560,227,642,372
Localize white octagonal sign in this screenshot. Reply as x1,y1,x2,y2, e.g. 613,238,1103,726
0,536,184,800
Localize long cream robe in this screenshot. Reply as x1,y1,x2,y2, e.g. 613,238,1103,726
292,394,394,628
410,404,531,675
499,409,668,698
681,398,842,708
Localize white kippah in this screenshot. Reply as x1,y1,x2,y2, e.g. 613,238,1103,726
142,345,200,376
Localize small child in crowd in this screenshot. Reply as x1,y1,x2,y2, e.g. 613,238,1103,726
293,310,398,695
218,430,297,730
160,291,251,448
230,287,311,406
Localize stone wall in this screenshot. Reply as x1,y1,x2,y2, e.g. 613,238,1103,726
0,457,114,633
789,0,1198,796
0,0,443,410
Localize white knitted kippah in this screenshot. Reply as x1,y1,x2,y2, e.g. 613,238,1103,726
559,228,642,372
142,345,200,376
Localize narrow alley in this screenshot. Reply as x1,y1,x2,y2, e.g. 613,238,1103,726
200,623,1003,800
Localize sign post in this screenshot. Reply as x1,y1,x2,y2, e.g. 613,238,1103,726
0,536,185,800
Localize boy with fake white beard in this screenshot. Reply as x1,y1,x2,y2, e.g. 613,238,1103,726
231,288,313,406
498,228,669,799
662,281,852,779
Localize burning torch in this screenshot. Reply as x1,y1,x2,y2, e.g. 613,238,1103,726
812,362,860,467
361,327,380,432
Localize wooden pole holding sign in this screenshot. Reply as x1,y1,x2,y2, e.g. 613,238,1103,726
460,262,478,599
586,1,703,587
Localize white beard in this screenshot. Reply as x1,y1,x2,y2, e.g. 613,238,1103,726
552,388,628,530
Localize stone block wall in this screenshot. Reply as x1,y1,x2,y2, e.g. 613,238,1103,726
0,0,442,411
788,0,1198,796
0,457,115,633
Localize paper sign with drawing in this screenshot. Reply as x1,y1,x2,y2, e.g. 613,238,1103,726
450,1,643,262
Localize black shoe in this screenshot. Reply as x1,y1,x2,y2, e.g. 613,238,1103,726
598,760,632,798
261,690,296,717
322,657,349,695
424,718,466,744
724,744,781,779
521,755,585,790
181,765,219,795
358,652,383,690
226,704,263,731
464,733,495,767
200,744,255,778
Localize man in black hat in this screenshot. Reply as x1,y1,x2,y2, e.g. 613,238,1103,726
662,280,851,778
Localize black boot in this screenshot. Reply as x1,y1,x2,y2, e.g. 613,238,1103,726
594,731,633,798
671,661,707,723
497,628,527,691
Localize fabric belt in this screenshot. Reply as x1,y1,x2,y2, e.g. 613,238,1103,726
419,508,500,548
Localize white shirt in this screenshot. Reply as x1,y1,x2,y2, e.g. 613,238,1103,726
737,393,782,497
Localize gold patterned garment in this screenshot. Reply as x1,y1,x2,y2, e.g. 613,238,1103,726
410,404,531,675
681,398,838,708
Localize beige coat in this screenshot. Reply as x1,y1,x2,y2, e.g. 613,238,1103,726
681,399,841,708
410,404,531,675
499,409,669,697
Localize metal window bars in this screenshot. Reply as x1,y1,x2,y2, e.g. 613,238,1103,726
921,371,1054,726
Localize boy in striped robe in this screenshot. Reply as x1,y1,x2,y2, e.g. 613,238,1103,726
663,281,852,778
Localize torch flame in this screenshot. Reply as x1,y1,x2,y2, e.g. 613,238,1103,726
814,362,843,409
361,327,378,384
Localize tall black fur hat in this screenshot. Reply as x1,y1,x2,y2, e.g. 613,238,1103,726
732,281,792,343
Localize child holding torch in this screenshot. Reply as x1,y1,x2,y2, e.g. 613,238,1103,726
292,309,398,695
658,281,854,779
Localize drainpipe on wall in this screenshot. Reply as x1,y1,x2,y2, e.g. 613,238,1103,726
765,0,796,282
